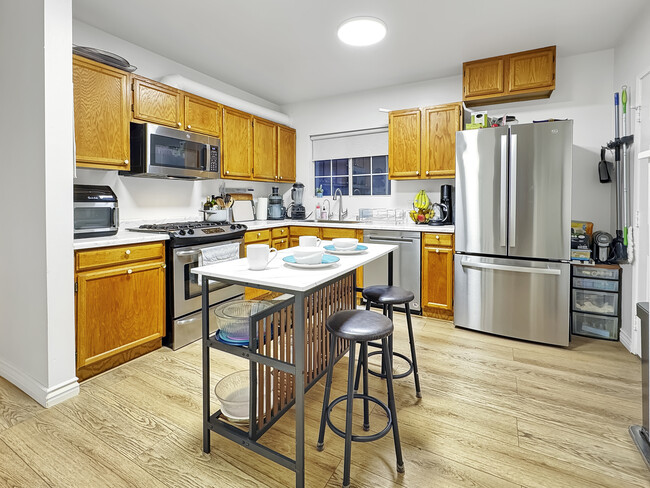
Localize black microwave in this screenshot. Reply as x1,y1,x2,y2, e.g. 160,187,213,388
120,123,220,180
73,185,119,239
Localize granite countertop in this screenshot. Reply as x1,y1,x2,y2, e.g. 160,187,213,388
73,219,454,251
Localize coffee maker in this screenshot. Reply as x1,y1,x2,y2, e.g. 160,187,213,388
429,184,453,226
287,182,306,219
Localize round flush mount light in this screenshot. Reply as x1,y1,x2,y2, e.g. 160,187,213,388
337,17,386,46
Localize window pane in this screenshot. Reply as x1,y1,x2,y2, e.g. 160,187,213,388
315,177,331,196
372,175,390,195
352,157,371,175
352,176,371,195
332,158,349,176
315,160,331,176
372,156,388,174
332,177,349,195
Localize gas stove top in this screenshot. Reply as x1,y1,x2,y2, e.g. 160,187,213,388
128,220,247,247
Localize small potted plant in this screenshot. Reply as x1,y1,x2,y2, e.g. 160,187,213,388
315,185,324,198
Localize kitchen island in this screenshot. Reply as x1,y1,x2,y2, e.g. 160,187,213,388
192,242,397,488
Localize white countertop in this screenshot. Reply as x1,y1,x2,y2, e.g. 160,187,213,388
73,228,169,250
191,242,398,293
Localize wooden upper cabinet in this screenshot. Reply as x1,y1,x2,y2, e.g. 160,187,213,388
463,56,505,99
463,46,556,106
222,106,253,179
508,46,556,93
388,108,421,179
183,94,221,136
73,55,130,170
422,103,462,178
277,125,296,182
252,117,277,181
132,75,182,128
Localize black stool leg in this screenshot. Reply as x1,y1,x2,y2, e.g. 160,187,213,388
361,342,370,431
382,337,404,473
317,333,338,451
354,299,372,392
342,340,357,488
387,305,394,372
404,303,421,398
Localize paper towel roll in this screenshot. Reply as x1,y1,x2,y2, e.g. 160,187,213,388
256,197,268,220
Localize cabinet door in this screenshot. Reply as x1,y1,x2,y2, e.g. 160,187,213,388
132,76,182,128
184,93,221,136
388,108,421,179
422,242,454,314
222,106,253,179
252,117,277,181
277,125,296,182
463,57,505,100
73,55,130,170
422,103,462,178
76,261,165,369
508,46,555,93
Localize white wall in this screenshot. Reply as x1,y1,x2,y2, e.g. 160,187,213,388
0,0,78,407
612,3,650,355
284,50,615,230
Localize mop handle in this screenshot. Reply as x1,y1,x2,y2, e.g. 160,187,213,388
622,86,627,114
614,92,620,139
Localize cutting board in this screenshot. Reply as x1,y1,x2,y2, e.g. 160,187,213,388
231,200,255,222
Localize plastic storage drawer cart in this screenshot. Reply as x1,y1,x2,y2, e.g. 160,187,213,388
571,264,622,340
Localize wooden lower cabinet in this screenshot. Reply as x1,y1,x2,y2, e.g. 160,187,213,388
320,227,364,299
289,226,319,247
244,230,271,299
421,233,454,320
74,242,166,381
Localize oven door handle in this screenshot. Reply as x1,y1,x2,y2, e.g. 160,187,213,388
176,249,201,257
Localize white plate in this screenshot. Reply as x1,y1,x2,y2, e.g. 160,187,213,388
323,244,368,255
282,255,340,269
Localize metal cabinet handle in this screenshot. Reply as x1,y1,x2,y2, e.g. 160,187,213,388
161,264,166,269
125,249,131,255
123,159,129,165
275,176,278,179
176,249,200,256
127,269,133,274
279,176,283,180
500,134,508,248
425,170,429,175
257,232,261,237
225,170,230,175
435,235,440,239
436,249,440,253
176,122,181,127
187,124,192,129
509,134,518,248
415,171,419,175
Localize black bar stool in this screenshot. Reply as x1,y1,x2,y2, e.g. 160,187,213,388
317,310,404,488
356,285,421,399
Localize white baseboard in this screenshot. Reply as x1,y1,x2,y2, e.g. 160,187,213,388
619,328,640,357
0,357,79,408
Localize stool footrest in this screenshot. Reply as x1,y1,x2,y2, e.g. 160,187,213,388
325,393,392,443
367,350,414,380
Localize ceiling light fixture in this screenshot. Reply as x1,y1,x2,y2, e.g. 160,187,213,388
337,17,386,47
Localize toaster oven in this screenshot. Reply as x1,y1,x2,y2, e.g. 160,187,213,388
73,184,119,239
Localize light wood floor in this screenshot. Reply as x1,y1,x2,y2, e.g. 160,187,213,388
0,315,648,487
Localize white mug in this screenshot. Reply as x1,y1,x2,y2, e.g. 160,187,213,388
247,244,278,270
299,235,321,247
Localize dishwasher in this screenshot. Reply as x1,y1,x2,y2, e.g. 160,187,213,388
362,229,421,313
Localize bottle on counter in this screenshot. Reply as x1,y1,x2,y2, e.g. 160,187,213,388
204,197,212,211
315,203,321,220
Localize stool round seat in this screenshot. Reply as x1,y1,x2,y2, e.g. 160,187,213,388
326,310,393,342
362,285,414,305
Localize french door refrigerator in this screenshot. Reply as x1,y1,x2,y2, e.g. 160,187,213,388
454,120,573,346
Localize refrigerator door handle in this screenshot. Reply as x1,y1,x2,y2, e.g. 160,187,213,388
509,134,518,248
500,134,508,248
460,259,562,275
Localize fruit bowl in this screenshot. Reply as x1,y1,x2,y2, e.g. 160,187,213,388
409,208,432,224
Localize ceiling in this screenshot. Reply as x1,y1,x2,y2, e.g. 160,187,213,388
72,0,648,106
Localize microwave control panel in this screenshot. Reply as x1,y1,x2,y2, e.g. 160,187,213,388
209,146,219,172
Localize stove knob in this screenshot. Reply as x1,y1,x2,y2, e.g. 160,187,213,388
237,224,243,229
187,229,194,235
178,229,186,236
230,224,236,229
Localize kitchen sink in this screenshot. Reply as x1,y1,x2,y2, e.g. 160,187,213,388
312,219,360,224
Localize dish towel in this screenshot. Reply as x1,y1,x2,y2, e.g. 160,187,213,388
196,243,241,281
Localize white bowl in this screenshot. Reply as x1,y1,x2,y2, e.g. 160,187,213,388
332,238,358,250
293,246,324,264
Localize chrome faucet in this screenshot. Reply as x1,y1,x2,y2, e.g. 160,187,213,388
333,188,348,220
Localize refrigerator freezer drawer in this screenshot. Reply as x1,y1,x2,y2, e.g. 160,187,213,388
454,255,570,346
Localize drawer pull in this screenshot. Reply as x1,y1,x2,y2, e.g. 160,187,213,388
123,159,129,165
127,269,133,274
436,249,440,253
435,235,440,239
187,125,192,129
176,122,181,127
161,264,166,269
125,249,131,255
257,232,261,237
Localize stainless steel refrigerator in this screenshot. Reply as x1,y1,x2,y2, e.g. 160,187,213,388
454,120,572,346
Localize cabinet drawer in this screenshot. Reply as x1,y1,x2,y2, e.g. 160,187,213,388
572,289,618,317
573,266,619,280
321,227,358,240
272,237,289,250
290,226,320,237
572,312,619,340
423,233,453,247
573,277,619,292
271,227,289,238
245,229,270,243
76,242,164,271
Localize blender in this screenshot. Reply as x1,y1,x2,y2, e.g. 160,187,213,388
287,182,306,219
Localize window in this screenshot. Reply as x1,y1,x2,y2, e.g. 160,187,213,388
311,128,390,197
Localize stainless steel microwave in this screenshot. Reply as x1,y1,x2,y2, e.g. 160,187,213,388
73,185,119,239
120,123,220,180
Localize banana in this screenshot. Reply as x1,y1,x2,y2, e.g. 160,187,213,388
413,190,430,210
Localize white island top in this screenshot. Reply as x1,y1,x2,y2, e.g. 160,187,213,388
191,242,397,293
